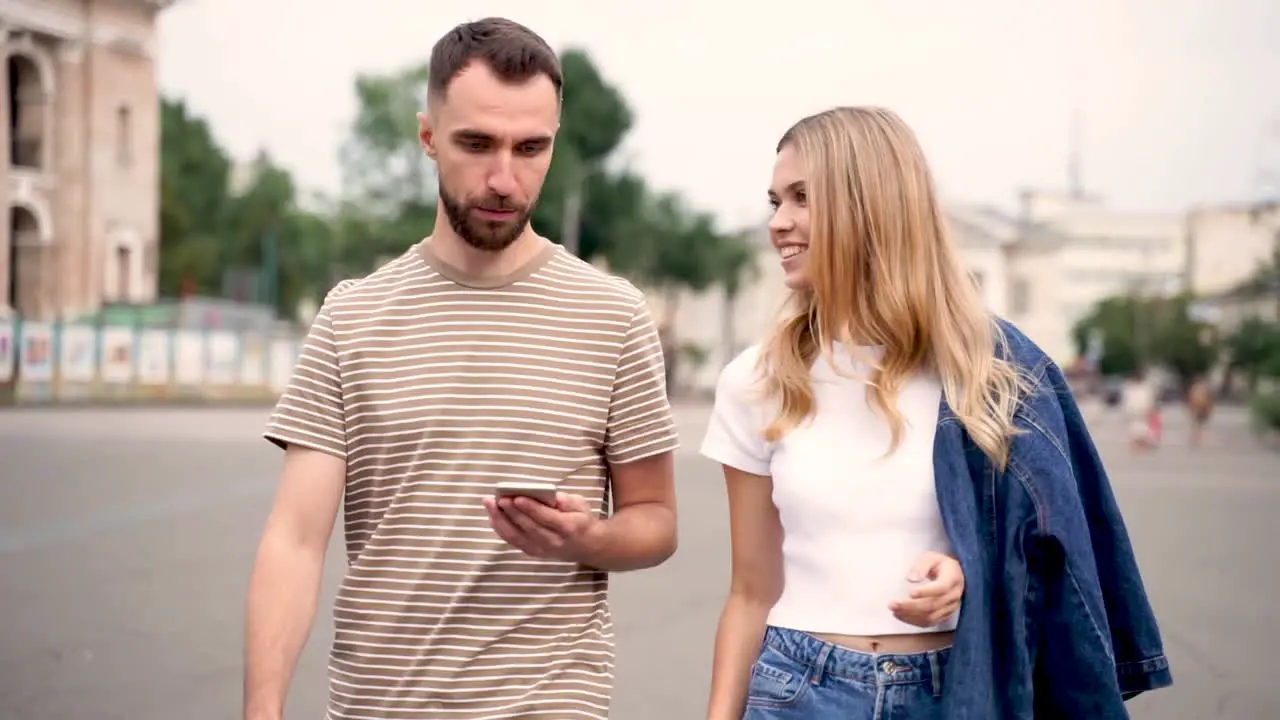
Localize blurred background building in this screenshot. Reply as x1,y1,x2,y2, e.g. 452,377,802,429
668,187,1279,394
2,0,170,323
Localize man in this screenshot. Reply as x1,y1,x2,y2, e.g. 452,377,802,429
1186,374,1214,448
242,17,680,720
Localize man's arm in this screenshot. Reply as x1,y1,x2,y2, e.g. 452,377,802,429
245,287,351,720
243,447,344,720
577,450,677,571
587,297,681,571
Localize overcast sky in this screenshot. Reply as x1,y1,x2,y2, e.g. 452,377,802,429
156,0,1280,230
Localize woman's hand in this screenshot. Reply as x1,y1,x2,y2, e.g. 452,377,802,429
889,551,965,628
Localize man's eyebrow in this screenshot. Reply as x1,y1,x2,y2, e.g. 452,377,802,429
451,129,494,142
450,130,555,146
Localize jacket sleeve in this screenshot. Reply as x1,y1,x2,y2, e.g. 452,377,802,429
1018,362,1172,714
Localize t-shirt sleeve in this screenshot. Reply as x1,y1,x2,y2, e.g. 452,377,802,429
700,351,772,476
604,300,681,465
263,288,348,459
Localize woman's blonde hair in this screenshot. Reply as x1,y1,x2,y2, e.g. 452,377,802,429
760,106,1028,468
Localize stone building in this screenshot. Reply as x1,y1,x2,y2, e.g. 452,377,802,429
1,0,173,323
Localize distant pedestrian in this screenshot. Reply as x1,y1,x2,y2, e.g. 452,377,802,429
1122,368,1159,453
1186,375,1214,448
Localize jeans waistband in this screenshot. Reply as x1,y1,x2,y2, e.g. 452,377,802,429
763,626,949,695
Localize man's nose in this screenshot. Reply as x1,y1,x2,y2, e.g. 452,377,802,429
487,156,517,196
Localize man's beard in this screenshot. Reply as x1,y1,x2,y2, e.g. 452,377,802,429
438,182,535,252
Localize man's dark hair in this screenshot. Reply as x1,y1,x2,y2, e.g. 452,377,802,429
428,17,563,104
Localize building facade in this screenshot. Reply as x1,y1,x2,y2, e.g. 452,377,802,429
1186,201,1278,298
1,0,172,323
1000,189,1188,362
1185,200,1279,332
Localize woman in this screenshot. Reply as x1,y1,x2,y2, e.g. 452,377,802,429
701,107,1170,719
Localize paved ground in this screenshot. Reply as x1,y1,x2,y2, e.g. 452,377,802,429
0,402,1276,719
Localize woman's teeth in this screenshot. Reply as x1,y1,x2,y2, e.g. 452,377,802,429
780,246,807,259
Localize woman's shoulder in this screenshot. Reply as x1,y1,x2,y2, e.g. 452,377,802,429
992,316,1054,373
716,344,766,392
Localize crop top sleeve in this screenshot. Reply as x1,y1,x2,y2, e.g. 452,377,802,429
700,346,774,476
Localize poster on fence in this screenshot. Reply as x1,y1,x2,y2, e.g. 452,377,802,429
19,322,54,383
206,331,239,385
172,331,205,386
59,325,97,383
136,329,171,385
240,336,266,388
99,326,135,384
268,338,297,394
0,318,12,382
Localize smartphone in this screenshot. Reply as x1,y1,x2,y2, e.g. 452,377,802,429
494,481,559,507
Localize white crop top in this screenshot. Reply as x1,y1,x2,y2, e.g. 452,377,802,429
700,344,957,637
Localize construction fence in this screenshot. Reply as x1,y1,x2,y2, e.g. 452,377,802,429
0,313,303,406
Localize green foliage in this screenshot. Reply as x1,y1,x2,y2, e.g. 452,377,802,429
1225,317,1280,389
158,48,756,328
1249,389,1280,433
1070,296,1141,376
158,98,230,298
1149,295,1220,383
159,99,334,317
1072,293,1219,382
333,49,754,305
557,49,633,164
341,63,433,214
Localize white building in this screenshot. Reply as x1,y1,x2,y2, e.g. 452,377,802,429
661,189,1191,393
1184,200,1279,331
1186,201,1278,297
1001,190,1187,362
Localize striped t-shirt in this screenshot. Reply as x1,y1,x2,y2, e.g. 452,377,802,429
263,239,680,719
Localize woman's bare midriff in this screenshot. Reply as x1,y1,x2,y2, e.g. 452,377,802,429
809,630,954,654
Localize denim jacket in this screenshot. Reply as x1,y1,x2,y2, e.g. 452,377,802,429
934,320,1172,718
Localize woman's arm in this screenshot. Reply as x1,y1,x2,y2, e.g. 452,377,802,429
706,465,785,720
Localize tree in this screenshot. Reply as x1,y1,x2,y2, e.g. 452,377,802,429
222,152,335,315
1148,294,1219,385
159,98,336,317
1225,317,1280,391
341,62,434,214
1071,296,1142,376
533,48,633,259
332,47,746,338
158,97,232,298
1073,292,1220,384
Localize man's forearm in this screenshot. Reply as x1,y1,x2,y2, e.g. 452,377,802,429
243,534,327,720
578,502,677,572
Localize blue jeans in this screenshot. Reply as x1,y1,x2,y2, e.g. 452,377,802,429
743,626,950,720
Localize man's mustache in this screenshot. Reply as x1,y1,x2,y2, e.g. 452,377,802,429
473,196,522,212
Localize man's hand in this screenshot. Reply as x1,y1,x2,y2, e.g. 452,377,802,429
482,492,601,563
889,551,965,628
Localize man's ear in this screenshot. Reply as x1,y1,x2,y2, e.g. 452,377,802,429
417,112,437,159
